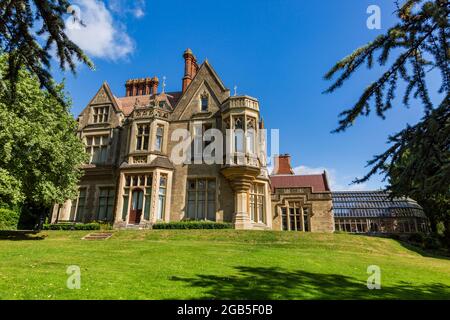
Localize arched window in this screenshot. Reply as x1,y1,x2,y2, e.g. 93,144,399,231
233,117,244,153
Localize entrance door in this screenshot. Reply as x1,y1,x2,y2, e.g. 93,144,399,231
129,189,144,224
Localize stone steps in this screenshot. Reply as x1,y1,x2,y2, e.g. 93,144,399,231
82,232,113,240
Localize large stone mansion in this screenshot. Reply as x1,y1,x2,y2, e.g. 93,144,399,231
51,49,428,233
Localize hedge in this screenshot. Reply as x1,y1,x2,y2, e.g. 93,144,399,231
406,232,442,250
0,208,20,230
153,221,233,230
42,223,101,231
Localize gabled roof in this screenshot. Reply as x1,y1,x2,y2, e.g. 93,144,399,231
81,82,122,116
171,60,230,120
269,173,330,193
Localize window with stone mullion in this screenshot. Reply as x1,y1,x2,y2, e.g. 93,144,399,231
186,179,216,221
136,124,150,151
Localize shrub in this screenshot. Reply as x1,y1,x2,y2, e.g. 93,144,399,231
98,222,113,230
42,223,101,231
407,232,425,244
153,221,233,230
423,235,441,250
0,208,20,230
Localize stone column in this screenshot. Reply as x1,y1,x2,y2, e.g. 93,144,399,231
221,166,260,230
233,182,252,230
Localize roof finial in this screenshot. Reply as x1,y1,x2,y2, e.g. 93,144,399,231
162,76,166,93
234,85,237,96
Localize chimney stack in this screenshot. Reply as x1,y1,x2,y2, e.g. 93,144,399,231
272,154,294,175
145,77,152,95
182,48,198,93
125,77,159,96
125,80,133,96
151,76,159,95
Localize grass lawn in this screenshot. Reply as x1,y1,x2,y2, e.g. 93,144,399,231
0,230,449,300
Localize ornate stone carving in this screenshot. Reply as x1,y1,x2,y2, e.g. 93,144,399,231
133,156,147,164
92,88,109,104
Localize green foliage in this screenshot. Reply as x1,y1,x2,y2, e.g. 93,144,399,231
324,0,449,247
407,232,426,244
423,234,442,249
0,0,93,103
153,221,233,230
41,223,100,231
406,232,442,250
0,55,88,212
0,207,20,230
98,222,113,231
325,0,449,131
0,168,23,205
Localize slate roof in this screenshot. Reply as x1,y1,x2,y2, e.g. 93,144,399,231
119,156,175,170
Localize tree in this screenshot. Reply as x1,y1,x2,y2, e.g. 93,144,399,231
324,1,449,243
0,0,92,102
0,55,87,227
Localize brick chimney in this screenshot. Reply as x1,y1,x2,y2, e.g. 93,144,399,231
272,154,294,175
151,76,159,95
145,77,152,95
182,48,198,93
125,77,159,96
125,80,133,96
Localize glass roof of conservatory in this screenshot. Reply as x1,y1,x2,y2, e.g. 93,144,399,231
331,191,427,218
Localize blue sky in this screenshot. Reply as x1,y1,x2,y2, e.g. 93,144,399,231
54,0,437,191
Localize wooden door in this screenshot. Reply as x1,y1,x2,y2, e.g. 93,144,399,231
129,189,144,224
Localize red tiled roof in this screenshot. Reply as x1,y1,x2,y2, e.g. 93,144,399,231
269,174,330,193
115,91,183,116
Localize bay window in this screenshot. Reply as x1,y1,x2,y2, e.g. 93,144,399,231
155,125,164,152
136,123,150,151
249,183,265,223
157,175,167,220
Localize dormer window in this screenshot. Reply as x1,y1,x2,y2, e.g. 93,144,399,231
136,124,150,151
201,93,209,112
93,106,109,123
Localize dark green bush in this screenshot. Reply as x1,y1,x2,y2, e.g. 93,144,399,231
423,235,441,250
42,223,100,230
153,221,233,230
389,233,401,240
407,232,426,244
0,208,20,230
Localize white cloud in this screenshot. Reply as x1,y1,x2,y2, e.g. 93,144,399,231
65,0,134,60
292,165,368,191
108,0,146,18
133,7,145,18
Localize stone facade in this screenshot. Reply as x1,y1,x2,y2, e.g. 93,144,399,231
50,49,334,232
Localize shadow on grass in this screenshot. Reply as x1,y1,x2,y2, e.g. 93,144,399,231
346,233,450,261
0,230,46,241
171,266,450,300
397,241,450,260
